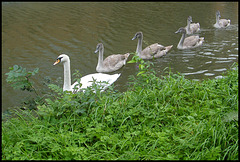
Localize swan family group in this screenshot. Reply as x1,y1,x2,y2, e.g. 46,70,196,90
53,10,231,93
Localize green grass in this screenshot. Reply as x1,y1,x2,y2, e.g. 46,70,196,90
2,63,238,160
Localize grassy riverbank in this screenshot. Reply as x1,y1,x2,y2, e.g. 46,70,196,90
2,63,238,160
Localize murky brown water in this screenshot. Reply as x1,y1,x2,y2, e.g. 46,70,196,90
2,2,238,112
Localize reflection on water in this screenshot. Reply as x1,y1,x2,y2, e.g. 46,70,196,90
2,2,238,111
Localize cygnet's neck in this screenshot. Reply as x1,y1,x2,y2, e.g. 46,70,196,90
216,14,220,24
136,36,143,56
187,19,191,31
97,46,104,69
178,32,186,48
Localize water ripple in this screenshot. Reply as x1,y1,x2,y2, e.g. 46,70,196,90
182,70,208,76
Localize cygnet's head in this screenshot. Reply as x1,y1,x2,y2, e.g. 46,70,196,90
132,31,143,40
94,43,104,54
175,27,187,34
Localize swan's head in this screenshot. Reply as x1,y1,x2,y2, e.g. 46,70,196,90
132,31,143,40
187,16,193,23
216,10,221,18
53,54,69,65
95,43,103,54
175,27,186,34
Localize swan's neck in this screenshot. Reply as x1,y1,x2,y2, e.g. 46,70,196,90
178,32,186,48
136,36,142,56
97,47,104,69
63,59,72,91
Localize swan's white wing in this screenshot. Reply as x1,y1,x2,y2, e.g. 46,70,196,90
72,73,121,92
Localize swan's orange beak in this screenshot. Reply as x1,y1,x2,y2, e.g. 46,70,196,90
53,59,61,65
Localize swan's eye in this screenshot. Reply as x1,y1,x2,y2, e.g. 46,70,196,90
53,57,62,65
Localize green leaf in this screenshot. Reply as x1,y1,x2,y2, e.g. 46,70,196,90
127,60,136,63
137,71,146,76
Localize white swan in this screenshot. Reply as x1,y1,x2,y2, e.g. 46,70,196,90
175,27,204,49
132,31,173,60
185,16,200,34
214,10,230,28
94,43,130,73
53,54,121,92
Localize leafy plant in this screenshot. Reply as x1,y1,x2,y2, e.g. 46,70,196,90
5,65,39,95
127,53,154,76
2,63,238,160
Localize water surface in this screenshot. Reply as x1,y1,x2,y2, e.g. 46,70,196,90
2,2,238,112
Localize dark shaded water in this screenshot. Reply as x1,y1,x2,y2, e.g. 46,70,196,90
2,2,238,112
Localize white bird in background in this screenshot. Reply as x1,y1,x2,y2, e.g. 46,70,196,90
94,43,130,73
132,31,173,60
214,10,231,28
185,16,201,34
175,27,204,49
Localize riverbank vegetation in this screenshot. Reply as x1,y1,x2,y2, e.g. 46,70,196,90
2,58,238,160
